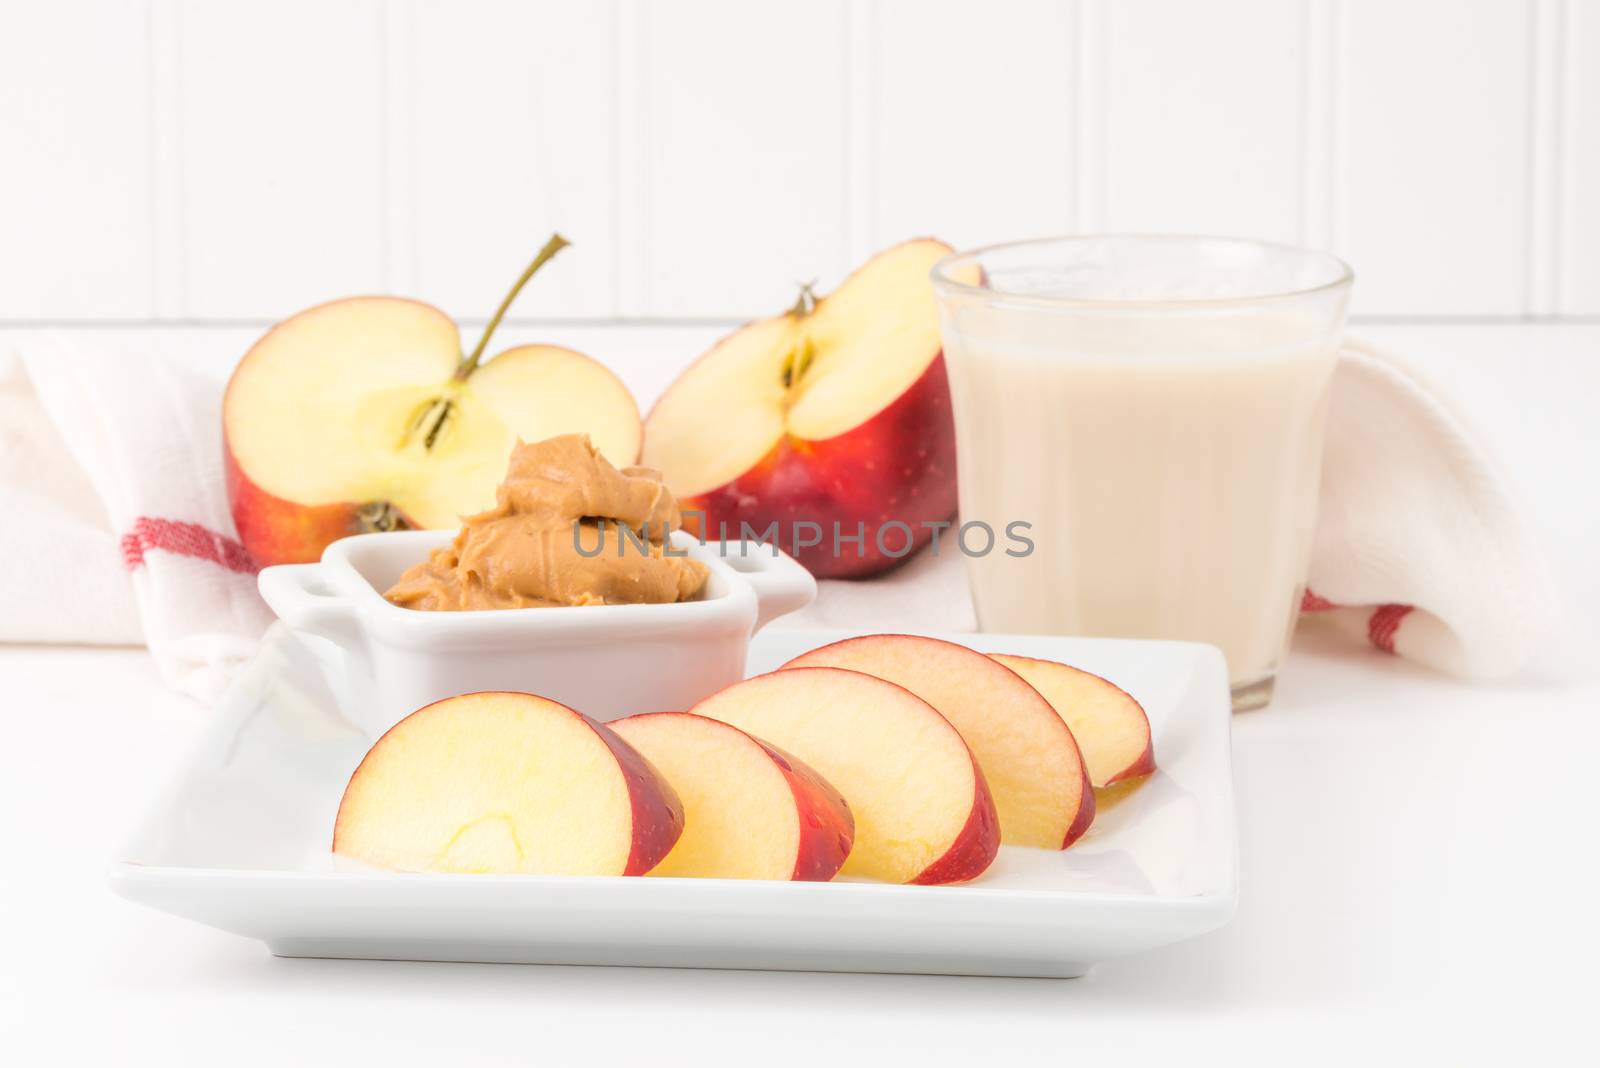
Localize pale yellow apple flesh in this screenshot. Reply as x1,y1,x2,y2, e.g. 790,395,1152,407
332,691,682,876
643,239,973,496
689,667,999,884
610,712,854,881
225,296,641,530
783,635,1096,850
989,654,1156,788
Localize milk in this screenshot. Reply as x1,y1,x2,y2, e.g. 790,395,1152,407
938,307,1341,696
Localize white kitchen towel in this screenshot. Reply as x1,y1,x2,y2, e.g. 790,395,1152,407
2,334,271,702
1298,338,1561,679
0,332,1561,698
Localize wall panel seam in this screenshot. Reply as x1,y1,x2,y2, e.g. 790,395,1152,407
1526,0,1565,317
379,0,417,295
842,0,875,264
1326,0,1345,256
149,0,184,317
379,0,419,294
1075,0,1107,232
1300,0,1335,250
614,0,647,316
1556,0,1579,314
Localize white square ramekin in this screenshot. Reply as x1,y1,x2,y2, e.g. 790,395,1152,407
257,530,815,735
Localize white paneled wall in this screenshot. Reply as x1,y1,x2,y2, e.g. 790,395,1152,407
1340,0,1531,316
1,0,152,319
637,0,849,317
175,2,390,317
0,0,1594,323
867,0,1080,254
407,1,616,318
1566,0,1600,314
1102,0,1304,242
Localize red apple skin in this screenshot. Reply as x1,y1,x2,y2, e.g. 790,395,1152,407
223,292,641,570
225,448,401,567
1061,769,1096,848
1108,738,1157,787
618,712,855,881
758,738,857,881
586,713,687,876
991,654,1157,790
221,298,442,568
680,353,958,579
910,756,1001,886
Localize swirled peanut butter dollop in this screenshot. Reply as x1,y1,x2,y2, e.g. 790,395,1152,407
385,435,708,611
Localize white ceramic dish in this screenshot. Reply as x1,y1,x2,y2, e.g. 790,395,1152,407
110,624,1236,978
258,530,815,732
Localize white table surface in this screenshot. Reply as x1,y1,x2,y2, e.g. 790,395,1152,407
3,322,1597,1066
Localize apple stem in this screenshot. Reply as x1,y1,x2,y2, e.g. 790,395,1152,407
455,232,571,381
788,281,818,319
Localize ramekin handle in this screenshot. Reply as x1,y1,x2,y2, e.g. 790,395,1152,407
258,563,366,650
725,543,817,631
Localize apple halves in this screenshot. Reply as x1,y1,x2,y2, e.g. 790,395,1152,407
226,235,643,565
642,239,981,578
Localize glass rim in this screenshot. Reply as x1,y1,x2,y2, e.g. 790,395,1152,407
930,233,1355,311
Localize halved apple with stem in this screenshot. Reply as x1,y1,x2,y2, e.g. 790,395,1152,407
610,712,854,881
332,691,682,876
642,239,980,578
783,635,1095,850
690,667,999,884
989,654,1155,788
225,235,642,566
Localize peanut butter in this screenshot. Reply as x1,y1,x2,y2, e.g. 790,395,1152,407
385,435,709,611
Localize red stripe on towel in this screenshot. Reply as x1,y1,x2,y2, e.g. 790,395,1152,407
1302,590,1415,655
1301,589,1337,612
1367,603,1414,654
120,517,258,575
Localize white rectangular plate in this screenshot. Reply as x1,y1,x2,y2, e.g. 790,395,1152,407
110,625,1236,978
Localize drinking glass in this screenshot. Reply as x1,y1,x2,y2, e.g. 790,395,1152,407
931,236,1353,710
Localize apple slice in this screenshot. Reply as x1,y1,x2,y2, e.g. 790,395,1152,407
226,236,644,566
642,239,982,578
689,668,998,884
333,691,682,876
989,654,1155,788
783,635,1094,850
610,712,854,881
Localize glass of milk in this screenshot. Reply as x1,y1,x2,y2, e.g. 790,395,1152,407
931,236,1352,711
